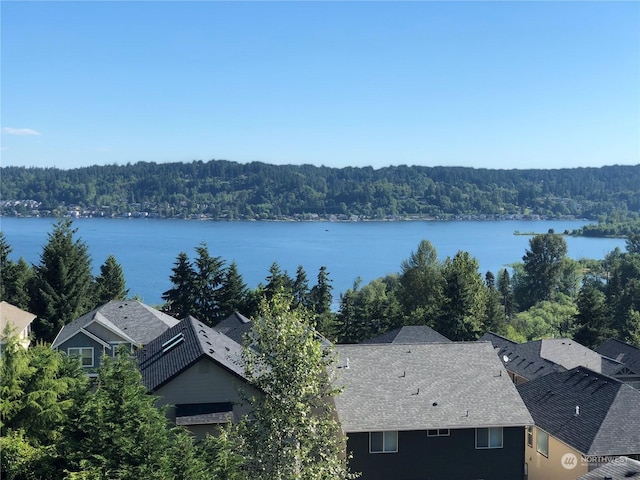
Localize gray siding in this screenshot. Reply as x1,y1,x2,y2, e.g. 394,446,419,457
154,358,259,438
58,332,108,369
347,427,526,480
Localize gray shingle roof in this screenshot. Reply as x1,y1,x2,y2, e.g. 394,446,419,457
51,300,179,348
517,367,640,456
213,312,252,345
576,457,640,480
597,338,640,375
480,333,624,381
136,316,246,392
332,341,533,433
362,325,451,344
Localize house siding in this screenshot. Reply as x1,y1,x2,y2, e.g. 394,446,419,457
525,427,588,480
57,332,109,369
153,358,259,439
347,427,526,480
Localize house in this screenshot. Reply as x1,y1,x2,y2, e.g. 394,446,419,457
480,332,626,385
361,325,451,344
517,367,640,480
135,316,257,440
596,338,640,389
0,301,36,352
51,300,179,374
332,341,534,480
575,457,640,480
212,311,252,345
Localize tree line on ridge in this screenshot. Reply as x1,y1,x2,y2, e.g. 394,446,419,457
2,161,640,221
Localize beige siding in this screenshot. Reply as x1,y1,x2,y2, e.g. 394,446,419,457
525,427,588,480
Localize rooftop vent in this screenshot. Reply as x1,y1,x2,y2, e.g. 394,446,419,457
162,332,185,353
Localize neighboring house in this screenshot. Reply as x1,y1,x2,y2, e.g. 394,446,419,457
212,311,252,345
575,457,640,480
51,300,179,374
0,301,36,352
136,316,257,440
596,338,640,389
332,341,534,480
480,332,626,385
361,325,451,344
517,367,640,480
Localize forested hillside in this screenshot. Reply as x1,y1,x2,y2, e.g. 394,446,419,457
2,161,639,220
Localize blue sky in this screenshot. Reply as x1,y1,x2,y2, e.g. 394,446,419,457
1,1,638,170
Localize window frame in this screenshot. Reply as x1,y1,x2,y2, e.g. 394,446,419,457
536,428,549,458
475,427,503,449
369,431,398,454
68,347,94,367
427,429,450,437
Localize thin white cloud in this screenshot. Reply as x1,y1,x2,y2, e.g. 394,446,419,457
1,127,42,136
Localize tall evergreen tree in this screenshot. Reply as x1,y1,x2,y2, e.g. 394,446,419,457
64,351,174,479
94,254,129,305
162,252,196,319
484,271,507,335
191,243,226,326
262,262,294,301
0,233,32,309
518,233,568,309
292,265,311,310
219,261,249,318
398,240,444,325
573,282,612,349
29,219,94,343
435,251,487,341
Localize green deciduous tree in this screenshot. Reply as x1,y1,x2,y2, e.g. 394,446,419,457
237,293,353,480
29,219,95,343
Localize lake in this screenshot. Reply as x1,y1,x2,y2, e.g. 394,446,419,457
0,217,627,307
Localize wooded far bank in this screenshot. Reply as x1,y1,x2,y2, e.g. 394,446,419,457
2,161,639,223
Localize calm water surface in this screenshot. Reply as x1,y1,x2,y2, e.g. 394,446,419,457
1,218,627,306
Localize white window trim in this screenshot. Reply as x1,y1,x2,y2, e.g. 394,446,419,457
536,428,549,458
369,431,398,454
427,428,450,437
475,427,503,449
68,347,94,367
527,426,534,448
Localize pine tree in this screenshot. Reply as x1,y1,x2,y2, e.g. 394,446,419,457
192,243,226,326
219,261,249,318
29,219,95,343
162,251,196,319
94,254,129,305
65,351,174,479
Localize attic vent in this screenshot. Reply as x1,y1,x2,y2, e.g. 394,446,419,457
162,332,185,353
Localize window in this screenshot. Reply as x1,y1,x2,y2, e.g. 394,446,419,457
68,347,94,367
476,427,503,449
527,426,533,448
536,429,549,457
370,431,398,453
427,429,450,437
